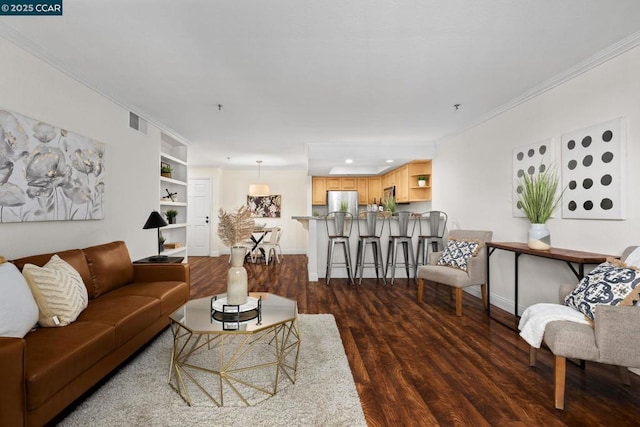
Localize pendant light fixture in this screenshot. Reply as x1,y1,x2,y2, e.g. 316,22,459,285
249,160,270,196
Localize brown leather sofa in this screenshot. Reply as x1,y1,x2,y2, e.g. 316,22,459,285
0,241,190,426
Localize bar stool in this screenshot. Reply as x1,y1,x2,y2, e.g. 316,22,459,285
355,211,386,284
415,210,447,277
325,211,355,285
385,211,417,284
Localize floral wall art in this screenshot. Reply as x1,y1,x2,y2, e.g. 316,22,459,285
247,195,281,218
0,109,105,223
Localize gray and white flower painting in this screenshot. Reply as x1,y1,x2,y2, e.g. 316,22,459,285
0,109,105,223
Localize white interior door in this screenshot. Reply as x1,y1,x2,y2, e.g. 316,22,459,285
188,178,211,256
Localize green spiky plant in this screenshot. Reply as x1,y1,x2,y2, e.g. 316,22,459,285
516,166,564,224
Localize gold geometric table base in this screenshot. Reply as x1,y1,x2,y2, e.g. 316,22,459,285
168,318,301,406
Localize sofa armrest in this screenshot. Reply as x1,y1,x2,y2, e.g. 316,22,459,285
0,337,26,426
594,305,640,367
558,284,576,303
467,255,487,285
428,251,443,265
133,263,190,284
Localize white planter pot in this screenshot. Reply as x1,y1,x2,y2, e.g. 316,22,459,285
418,180,426,187
528,223,551,250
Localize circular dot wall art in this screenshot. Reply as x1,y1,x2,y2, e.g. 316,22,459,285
512,140,554,217
561,118,626,219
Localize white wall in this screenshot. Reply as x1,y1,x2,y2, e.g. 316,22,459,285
0,37,165,261
434,45,640,313
189,166,308,256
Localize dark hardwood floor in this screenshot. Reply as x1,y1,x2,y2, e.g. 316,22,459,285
189,255,640,426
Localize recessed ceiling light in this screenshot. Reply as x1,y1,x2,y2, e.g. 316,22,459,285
345,158,353,164
386,159,394,163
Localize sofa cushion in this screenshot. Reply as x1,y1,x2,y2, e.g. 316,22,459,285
11,249,95,298
564,259,640,320
76,295,160,347
83,241,135,297
0,262,38,338
436,238,481,272
22,255,89,327
24,321,114,411
105,281,189,315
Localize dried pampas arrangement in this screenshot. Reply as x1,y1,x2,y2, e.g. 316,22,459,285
217,206,255,247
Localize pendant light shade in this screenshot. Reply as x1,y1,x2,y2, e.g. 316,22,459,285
249,160,270,196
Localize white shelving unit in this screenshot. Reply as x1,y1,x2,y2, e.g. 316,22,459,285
159,133,188,260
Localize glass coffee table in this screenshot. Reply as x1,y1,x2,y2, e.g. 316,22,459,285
168,292,300,406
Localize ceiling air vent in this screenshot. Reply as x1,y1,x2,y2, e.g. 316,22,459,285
129,112,148,134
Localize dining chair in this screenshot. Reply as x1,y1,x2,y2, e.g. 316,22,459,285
254,226,283,264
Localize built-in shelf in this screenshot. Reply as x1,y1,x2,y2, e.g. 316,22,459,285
159,132,188,262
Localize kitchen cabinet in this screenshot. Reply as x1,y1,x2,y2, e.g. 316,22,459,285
407,160,432,202
368,177,382,204
395,165,409,203
311,160,432,206
312,177,327,205
326,177,341,190
357,178,369,204
341,177,357,190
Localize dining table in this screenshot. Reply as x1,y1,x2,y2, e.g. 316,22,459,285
246,225,276,262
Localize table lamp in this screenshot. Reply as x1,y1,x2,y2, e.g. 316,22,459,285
143,210,168,260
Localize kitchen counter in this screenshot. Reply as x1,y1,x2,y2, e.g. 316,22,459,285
292,214,428,282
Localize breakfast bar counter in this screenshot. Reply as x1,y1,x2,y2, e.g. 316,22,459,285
292,215,426,282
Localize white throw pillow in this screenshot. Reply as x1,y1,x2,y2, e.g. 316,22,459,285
624,247,640,268
0,262,39,337
22,255,89,327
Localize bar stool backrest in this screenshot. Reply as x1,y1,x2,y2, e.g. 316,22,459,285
419,211,447,238
387,211,416,238
358,211,384,237
326,211,353,238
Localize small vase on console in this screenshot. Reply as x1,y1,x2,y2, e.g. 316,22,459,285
528,223,551,250
227,246,248,305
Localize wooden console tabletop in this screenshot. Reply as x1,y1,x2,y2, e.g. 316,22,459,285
485,242,613,321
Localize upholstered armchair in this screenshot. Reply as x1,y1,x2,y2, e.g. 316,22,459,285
529,246,640,410
416,229,493,316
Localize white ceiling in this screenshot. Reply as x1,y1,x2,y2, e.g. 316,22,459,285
1,1,640,175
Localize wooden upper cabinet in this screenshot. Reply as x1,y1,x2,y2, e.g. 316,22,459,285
340,177,357,190
311,160,432,206
312,177,327,205
395,165,409,203
357,178,368,204
326,177,341,191
368,176,382,204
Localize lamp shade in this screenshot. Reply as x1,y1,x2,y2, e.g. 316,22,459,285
249,183,270,196
143,211,168,229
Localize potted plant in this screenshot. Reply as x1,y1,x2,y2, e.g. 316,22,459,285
161,164,172,178
158,232,166,253
383,196,396,216
165,209,178,224
516,166,564,250
418,176,427,187
339,201,349,213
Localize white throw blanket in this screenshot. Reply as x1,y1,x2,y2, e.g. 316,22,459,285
518,303,591,348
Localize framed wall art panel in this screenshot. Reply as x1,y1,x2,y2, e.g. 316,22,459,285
561,118,625,220
0,109,106,223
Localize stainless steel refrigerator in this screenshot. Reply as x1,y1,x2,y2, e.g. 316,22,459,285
326,190,359,217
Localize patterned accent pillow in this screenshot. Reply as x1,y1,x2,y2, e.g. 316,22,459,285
22,254,89,327
436,238,481,272
564,258,640,320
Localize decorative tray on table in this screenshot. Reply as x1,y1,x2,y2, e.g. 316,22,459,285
210,295,262,329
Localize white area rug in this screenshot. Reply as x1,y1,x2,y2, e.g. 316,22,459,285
58,314,366,426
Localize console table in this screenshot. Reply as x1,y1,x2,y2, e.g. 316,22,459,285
486,242,612,319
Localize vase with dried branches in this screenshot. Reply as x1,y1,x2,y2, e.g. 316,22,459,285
217,206,255,305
